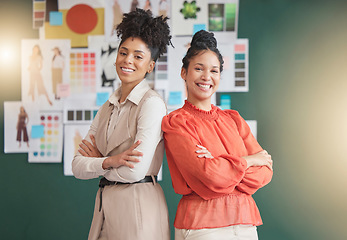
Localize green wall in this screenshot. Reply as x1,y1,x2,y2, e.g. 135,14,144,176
1,0,347,239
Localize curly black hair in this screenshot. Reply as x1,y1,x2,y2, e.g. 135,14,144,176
182,30,224,72
115,8,172,62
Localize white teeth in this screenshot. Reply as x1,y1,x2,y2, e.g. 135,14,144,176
121,67,134,72
197,83,211,89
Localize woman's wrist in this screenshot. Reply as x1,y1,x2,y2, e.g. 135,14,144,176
244,157,253,169
102,157,111,170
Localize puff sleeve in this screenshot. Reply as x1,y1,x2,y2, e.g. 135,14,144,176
228,110,273,195
162,113,248,200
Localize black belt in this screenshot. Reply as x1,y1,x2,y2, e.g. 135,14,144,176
98,176,157,211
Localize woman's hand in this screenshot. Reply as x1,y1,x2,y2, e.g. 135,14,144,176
78,135,103,158
102,140,143,169
195,145,214,159
242,150,273,170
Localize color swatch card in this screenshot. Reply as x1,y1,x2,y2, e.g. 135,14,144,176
28,111,63,163
63,98,99,125
69,49,101,95
153,49,169,100
65,108,99,124
33,0,46,29
219,94,232,110
234,39,248,89
63,124,90,176
155,51,168,81
218,38,249,92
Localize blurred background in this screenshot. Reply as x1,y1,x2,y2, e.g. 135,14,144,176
1,0,347,239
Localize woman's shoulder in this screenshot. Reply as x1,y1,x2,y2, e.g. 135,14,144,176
141,89,165,105
141,90,166,111
165,107,192,120
162,107,195,130
219,108,249,131
219,108,242,119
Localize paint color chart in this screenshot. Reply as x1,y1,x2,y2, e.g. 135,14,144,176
70,49,98,94
155,51,168,81
64,107,99,124
28,111,63,163
234,39,248,88
33,0,46,29
216,38,248,92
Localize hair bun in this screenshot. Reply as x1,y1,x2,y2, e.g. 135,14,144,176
190,30,217,49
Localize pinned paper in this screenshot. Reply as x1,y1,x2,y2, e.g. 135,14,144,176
57,83,70,98
29,111,63,163
44,3,105,47
220,94,231,110
96,92,110,106
49,11,63,26
193,24,206,34
31,125,45,138
168,91,182,106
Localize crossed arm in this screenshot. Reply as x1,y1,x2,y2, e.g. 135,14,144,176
72,96,166,182
196,144,273,170
196,144,273,195
78,134,142,169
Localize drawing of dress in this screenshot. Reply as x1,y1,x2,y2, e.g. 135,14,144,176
159,0,168,17
28,44,52,105
28,56,47,98
112,0,123,31
130,0,139,12
52,54,64,98
144,0,152,11
73,130,82,155
16,113,29,146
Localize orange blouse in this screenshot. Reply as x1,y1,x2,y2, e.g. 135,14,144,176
162,101,273,229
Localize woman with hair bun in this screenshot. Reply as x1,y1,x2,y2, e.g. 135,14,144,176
162,30,273,240
72,8,172,240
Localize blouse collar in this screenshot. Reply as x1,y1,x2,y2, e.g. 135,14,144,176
183,100,219,120
108,79,150,106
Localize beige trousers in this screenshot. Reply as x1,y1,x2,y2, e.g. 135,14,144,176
175,225,258,240
88,182,170,240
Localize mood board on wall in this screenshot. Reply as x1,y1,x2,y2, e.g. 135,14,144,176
4,0,254,176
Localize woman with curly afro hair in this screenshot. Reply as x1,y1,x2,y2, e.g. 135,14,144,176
72,8,172,240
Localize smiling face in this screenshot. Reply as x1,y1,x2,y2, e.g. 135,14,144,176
181,50,221,109
115,37,155,88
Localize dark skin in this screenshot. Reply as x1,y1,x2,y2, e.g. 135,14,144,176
78,36,156,170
